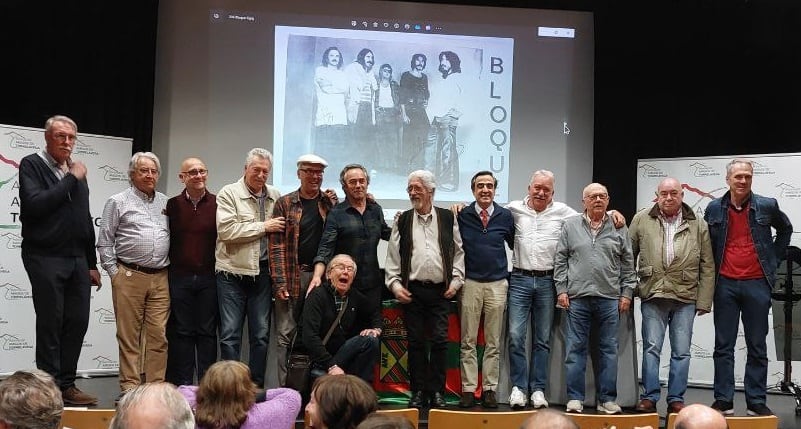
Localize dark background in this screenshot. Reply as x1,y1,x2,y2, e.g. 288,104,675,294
2,0,799,217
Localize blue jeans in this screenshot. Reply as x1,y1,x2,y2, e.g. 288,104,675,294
713,276,771,405
507,272,555,392
565,297,619,402
640,298,695,403
217,268,272,388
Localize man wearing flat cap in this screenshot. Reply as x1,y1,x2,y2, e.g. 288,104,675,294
270,153,339,385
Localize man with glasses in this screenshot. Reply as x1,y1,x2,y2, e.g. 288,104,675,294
98,152,170,400
164,158,218,386
301,254,382,383
385,170,465,409
554,183,636,415
19,115,101,405
270,154,338,385
215,148,284,388
310,164,391,313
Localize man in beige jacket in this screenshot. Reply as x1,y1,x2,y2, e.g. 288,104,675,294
629,177,714,414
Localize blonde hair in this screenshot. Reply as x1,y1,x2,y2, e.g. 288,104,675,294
195,361,258,428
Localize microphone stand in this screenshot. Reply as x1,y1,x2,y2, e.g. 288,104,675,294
771,245,801,416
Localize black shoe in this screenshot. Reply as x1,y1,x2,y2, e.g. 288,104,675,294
711,399,734,415
747,403,773,416
408,391,426,408
481,390,498,408
458,392,475,408
431,392,447,408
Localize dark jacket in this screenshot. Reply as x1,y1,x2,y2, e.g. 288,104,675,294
19,153,97,266
301,283,381,370
704,191,793,288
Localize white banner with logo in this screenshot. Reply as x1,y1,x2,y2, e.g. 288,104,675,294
0,124,131,376
635,153,801,388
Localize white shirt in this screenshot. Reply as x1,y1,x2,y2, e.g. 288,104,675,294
506,198,578,271
385,208,466,291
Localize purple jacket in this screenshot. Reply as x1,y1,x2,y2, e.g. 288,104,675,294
178,385,301,429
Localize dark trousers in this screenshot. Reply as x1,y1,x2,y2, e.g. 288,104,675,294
320,335,380,383
403,281,449,393
22,251,90,390
166,272,219,386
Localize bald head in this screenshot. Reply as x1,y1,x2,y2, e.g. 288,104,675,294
520,409,579,429
656,177,684,216
674,404,728,429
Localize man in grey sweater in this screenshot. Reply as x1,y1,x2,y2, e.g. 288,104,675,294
554,183,636,415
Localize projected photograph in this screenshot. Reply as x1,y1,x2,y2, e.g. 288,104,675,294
274,26,514,201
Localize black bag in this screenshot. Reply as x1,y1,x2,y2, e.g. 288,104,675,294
284,296,348,395
285,352,313,393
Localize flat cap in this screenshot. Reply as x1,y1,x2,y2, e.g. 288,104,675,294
296,153,328,168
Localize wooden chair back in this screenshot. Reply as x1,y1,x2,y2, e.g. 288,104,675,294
60,409,116,429
427,408,537,429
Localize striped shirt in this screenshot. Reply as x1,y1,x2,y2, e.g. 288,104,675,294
659,210,683,267
97,186,170,277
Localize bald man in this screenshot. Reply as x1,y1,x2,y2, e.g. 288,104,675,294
110,383,193,429
629,177,714,414
520,409,579,429
165,157,219,385
674,404,728,429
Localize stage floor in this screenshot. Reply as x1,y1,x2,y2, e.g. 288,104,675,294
70,376,801,429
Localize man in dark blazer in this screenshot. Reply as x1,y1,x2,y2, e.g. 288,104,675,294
19,115,102,405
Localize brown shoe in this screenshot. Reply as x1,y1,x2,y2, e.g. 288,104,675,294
635,399,656,413
482,390,498,409
668,401,685,414
62,386,98,406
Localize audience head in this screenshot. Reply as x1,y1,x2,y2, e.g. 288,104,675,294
520,409,579,429
194,360,258,429
674,404,728,429
43,115,77,164
109,383,193,429
306,375,378,429
0,370,63,429
356,413,414,429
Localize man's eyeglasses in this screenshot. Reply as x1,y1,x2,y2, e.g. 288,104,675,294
331,264,355,273
299,168,324,177
182,169,208,177
137,168,159,176
584,193,609,201
53,132,76,142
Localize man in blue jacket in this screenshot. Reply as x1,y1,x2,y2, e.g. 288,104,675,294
704,158,792,416
456,171,514,408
